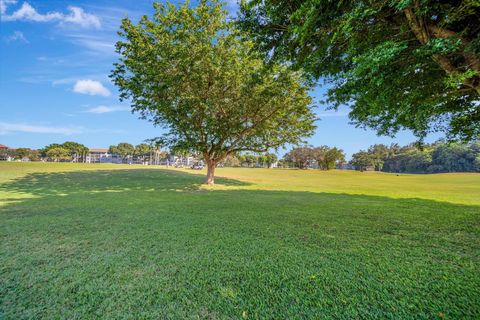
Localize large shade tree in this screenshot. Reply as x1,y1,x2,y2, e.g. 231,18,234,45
111,0,316,184
238,0,480,141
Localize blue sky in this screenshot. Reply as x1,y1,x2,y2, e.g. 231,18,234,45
0,0,442,158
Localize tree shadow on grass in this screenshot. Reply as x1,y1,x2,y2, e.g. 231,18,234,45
0,168,250,199
1,169,480,319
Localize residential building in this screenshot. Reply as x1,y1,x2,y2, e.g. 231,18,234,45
86,149,119,163
0,144,12,161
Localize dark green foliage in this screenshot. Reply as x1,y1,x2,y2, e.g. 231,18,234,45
283,146,345,169
41,143,62,157
283,146,314,169
238,0,480,140
45,147,70,162
225,152,278,168
61,141,89,156
13,148,31,159
431,143,479,172
313,146,346,170
41,141,89,162
353,140,480,173
264,152,278,168
134,143,152,158
350,151,375,172
109,142,135,161
244,154,258,167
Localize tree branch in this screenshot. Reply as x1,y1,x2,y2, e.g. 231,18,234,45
404,6,480,94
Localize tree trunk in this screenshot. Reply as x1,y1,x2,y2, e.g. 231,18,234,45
404,6,480,94
205,158,216,185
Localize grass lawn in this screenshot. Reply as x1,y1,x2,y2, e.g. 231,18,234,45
1,162,479,319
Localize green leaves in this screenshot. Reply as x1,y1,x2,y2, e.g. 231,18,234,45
111,0,316,182
238,0,480,141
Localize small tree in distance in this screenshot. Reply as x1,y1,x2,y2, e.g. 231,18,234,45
350,151,374,172
135,143,151,163
284,147,314,169
109,143,135,163
284,146,344,169
110,1,316,184
265,153,278,168
42,142,89,162
46,147,70,162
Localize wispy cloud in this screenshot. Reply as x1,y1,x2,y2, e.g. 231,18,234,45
0,122,82,135
73,79,111,96
5,30,28,43
61,6,101,28
84,105,129,114
66,34,116,55
0,0,16,15
2,2,100,28
79,4,136,32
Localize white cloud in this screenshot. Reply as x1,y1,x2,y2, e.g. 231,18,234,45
2,2,62,22
2,2,100,28
5,30,28,43
0,0,16,14
73,80,110,96
0,122,82,135
84,105,129,114
62,6,101,28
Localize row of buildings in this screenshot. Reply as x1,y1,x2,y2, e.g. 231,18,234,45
82,149,196,166
0,144,14,161
1,144,197,166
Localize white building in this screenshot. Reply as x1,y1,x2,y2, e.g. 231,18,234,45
85,149,119,163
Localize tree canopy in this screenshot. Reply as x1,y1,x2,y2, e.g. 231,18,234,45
134,143,151,158
238,0,480,141
350,141,480,173
45,147,70,162
42,141,89,162
282,145,345,169
313,146,345,170
109,143,135,161
111,0,316,184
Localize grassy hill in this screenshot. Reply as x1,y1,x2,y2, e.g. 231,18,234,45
1,162,479,319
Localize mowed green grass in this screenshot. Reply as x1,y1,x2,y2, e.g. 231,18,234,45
1,162,479,319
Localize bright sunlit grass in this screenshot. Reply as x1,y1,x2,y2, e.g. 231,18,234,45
1,162,479,318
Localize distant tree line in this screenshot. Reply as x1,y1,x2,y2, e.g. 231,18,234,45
350,141,480,173
105,143,280,168
41,141,90,162
40,142,161,163
221,153,278,168
107,142,158,163
0,147,40,161
3,140,480,174
280,146,346,169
